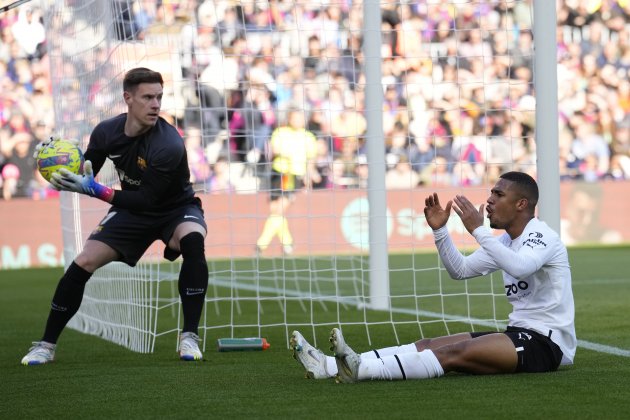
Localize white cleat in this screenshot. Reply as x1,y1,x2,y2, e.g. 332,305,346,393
290,331,332,379
179,332,203,361
21,341,56,366
282,244,294,256
329,328,361,383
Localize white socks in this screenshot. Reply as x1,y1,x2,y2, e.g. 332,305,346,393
363,343,419,359
357,350,445,380
323,344,444,380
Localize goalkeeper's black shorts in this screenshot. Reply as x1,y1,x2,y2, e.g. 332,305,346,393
269,170,304,201
88,198,207,267
471,326,564,373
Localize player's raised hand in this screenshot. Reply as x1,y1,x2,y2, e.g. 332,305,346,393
424,192,452,230
452,194,485,234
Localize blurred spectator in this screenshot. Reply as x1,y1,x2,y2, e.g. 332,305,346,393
311,137,333,189
7,131,36,197
184,126,212,189
569,114,610,179
11,6,46,60
208,156,235,194
1,162,20,200
385,155,420,190
561,182,623,245
1,0,630,202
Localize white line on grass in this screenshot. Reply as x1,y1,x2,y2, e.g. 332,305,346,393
576,340,630,357
208,277,630,358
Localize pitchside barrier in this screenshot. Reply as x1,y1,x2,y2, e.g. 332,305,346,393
1,180,628,270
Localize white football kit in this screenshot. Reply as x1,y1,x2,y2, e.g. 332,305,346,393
433,218,577,365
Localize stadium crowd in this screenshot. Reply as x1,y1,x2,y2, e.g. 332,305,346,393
0,0,629,200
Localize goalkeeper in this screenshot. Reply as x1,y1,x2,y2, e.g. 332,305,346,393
290,171,577,382
21,68,208,365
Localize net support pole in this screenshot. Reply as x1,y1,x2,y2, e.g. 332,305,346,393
363,0,389,310
533,0,561,233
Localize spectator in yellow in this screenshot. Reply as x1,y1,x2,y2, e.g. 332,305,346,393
256,109,317,255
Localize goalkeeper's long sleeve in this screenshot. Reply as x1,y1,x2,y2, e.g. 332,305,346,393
84,149,180,212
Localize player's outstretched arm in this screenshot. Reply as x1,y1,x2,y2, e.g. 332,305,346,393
424,192,452,230
51,160,114,203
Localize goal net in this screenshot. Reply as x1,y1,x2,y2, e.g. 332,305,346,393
42,0,541,352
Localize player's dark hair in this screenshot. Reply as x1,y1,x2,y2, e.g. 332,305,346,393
500,171,539,210
123,67,164,93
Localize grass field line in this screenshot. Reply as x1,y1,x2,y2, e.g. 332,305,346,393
572,278,629,285
208,277,630,358
576,340,630,357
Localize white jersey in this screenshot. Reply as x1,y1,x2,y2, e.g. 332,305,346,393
433,218,577,365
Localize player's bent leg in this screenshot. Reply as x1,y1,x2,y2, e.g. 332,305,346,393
415,332,475,352
329,328,361,383
21,240,120,365
434,333,518,375
74,239,120,273
168,221,208,361
177,231,208,336
290,331,335,379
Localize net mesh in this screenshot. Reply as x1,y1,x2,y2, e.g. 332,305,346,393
41,0,539,352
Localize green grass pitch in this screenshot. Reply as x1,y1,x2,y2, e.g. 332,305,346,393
1,246,629,419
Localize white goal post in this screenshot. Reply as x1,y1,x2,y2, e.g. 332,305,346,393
38,0,557,353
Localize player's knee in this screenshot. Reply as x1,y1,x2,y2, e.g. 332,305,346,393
180,232,205,258
415,338,432,351
180,232,208,283
433,341,471,372
73,255,102,274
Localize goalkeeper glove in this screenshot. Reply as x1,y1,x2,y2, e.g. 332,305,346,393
50,160,114,203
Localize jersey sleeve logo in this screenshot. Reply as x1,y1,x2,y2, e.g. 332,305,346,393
523,231,547,249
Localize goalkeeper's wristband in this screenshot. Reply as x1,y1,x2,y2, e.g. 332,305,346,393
87,181,114,202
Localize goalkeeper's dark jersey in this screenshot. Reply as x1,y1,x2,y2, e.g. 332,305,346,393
84,114,195,215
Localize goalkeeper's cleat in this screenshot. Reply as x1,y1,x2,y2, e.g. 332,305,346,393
290,330,332,379
282,244,294,256
330,328,361,383
21,341,56,366
179,332,203,361
254,245,264,258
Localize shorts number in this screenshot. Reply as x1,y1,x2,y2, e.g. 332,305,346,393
505,280,529,296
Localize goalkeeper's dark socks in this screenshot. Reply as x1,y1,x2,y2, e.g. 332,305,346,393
42,262,92,344
178,232,208,333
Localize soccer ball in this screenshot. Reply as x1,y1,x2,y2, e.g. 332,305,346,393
36,139,84,182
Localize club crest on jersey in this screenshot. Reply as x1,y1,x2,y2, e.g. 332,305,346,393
137,157,147,170
523,232,547,249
